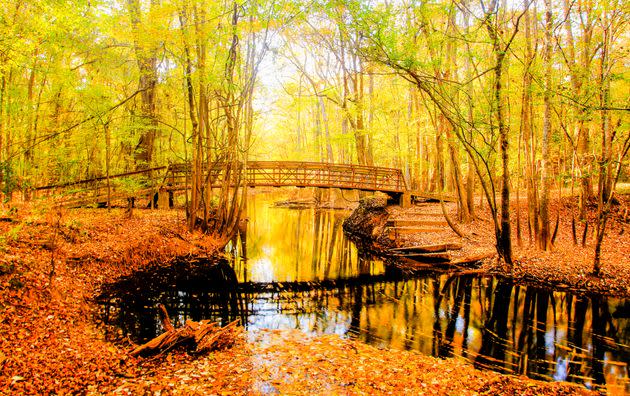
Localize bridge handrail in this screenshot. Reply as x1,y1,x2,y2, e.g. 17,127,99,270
168,161,403,173
35,166,167,191
165,161,406,192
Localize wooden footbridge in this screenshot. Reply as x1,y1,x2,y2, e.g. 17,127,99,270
35,161,450,207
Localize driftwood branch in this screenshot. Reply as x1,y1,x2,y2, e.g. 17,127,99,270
130,305,241,358
157,304,175,332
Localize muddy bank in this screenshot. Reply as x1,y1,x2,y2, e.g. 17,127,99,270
343,198,491,268
342,197,393,253
343,196,630,298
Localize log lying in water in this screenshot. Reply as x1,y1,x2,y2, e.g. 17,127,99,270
450,253,494,266
130,304,240,357
389,243,463,254
399,252,451,263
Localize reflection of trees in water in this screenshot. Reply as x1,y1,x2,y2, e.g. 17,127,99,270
439,275,473,359
516,288,536,375
101,268,629,390
100,260,243,343
101,206,630,392
533,288,551,378
237,200,370,282
474,280,630,390
310,209,352,280
474,279,514,374
592,296,606,385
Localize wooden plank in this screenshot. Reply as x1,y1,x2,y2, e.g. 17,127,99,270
410,192,456,202
36,166,166,191
60,187,157,208
413,212,448,217
450,253,494,265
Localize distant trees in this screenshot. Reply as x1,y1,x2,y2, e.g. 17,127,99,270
0,0,289,238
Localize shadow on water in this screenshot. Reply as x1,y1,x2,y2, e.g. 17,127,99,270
97,192,630,392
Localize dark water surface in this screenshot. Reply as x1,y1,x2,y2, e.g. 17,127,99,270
99,193,630,392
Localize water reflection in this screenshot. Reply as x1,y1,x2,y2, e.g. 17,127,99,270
99,193,630,392
226,193,384,283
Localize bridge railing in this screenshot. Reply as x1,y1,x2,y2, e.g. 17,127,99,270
34,166,166,207
32,161,408,206
164,161,406,193
245,161,406,192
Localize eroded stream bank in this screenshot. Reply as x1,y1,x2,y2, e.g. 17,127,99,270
98,192,630,393
344,196,630,297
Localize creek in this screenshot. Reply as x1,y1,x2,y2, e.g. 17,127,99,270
99,192,630,391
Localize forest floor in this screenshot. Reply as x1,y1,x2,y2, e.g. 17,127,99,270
0,203,616,394
375,194,630,298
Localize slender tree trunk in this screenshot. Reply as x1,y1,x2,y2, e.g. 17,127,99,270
443,12,470,222
127,0,158,170
562,0,595,219
593,20,613,275
521,7,538,244
0,72,5,190
318,97,333,162
104,122,111,209
539,0,553,250
486,4,513,266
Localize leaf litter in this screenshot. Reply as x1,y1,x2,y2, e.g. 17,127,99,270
0,205,609,394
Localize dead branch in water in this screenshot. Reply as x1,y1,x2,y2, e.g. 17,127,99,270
130,304,241,358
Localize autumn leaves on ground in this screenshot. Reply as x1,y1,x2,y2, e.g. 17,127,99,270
2,197,626,395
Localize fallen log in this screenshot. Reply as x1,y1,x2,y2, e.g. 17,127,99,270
451,253,494,266
130,326,190,357
130,304,241,358
400,252,451,263
196,320,240,354
157,303,175,332
389,243,462,254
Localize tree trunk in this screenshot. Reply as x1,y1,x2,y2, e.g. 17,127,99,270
593,20,613,276
127,0,158,170
486,4,513,266
521,7,538,245
539,0,553,250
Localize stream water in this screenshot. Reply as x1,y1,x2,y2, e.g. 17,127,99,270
99,192,630,392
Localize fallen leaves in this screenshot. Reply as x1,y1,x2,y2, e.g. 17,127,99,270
0,207,220,394
113,329,595,395
0,204,614,394
384,196,630,298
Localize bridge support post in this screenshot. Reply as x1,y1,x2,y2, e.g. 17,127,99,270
386,192,411,208
400,192,411,208
157,188,170,209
